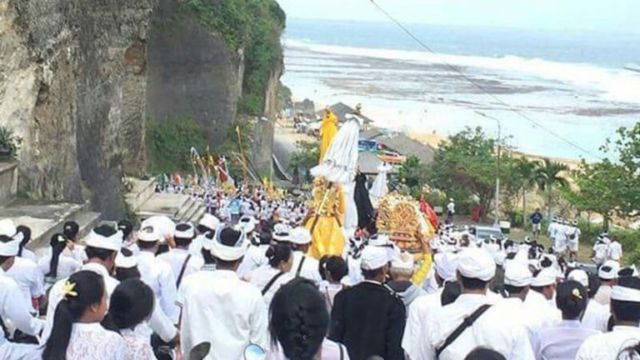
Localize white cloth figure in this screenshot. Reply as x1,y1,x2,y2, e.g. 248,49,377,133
369,162,392,203
311,115,360,185
136,252,179,323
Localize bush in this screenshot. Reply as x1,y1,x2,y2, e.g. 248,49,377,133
146,117,208,174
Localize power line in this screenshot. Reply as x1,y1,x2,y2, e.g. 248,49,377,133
368,0,603,160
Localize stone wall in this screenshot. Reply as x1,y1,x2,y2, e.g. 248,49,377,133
0,0,154,218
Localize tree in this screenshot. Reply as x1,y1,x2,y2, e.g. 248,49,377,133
289,140,319,184
535,158,569,219
398,155,429,198
427,127,498,218
564,160,631,230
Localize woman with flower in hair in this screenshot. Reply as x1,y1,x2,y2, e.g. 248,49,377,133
43,270,126,360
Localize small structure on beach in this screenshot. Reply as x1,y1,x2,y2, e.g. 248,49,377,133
317,102,375,128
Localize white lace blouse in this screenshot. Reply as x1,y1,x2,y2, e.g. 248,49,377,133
121,328,157,360
66,323,127,360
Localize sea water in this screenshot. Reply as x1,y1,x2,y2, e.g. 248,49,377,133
282,19,640,160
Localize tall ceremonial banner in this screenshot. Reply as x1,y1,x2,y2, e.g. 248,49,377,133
306,115,361,259
319,108,339,162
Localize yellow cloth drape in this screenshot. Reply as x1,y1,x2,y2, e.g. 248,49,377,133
319,110,338,163
305,181,346,259
411,252,433,286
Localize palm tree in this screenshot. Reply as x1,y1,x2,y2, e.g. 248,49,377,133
515,158,539,227
535,158,570,220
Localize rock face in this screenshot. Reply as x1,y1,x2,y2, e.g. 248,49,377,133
0,0,153,218
146,0,244,147
0,0,282,218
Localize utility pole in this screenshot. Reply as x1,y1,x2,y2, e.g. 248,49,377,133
477,111,501,226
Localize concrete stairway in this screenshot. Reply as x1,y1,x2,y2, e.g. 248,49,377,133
125,178,206,224
0,200,102,250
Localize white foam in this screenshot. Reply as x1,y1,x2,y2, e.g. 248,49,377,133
285,39,640,104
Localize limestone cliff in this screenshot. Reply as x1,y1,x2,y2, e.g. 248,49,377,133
0,0,154,218
0,0,284,219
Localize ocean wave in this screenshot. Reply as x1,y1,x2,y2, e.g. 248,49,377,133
285,39,640,104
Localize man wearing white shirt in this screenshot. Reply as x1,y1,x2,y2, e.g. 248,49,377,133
608,237,623,262
594,260,619,306
190,213,220,258
403,251,459,360
236,216,269,278
136,227,180,323
5,256,45,317
421,248,535,360
288,227,322,284
158,223,204,289
178,226,268,360
0,219,44,358
576,277,640,360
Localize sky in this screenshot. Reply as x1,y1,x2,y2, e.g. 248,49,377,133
276,0,640,34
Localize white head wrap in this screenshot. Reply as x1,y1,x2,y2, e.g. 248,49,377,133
457,248,496,281
391,252,415,272
198,214,220,231
115,251,138,269
567,269,589,288
504,262,533,287
137,226,163,243
85,228,123,251
238,216,256,234
273,230,292,243
598,260,620,280
174,223,196,239
0,219,21,256
210,226,249,261
290,227,312,245
611,285,640,302
360,246,390,271
434,252,459,282
531,267,558,287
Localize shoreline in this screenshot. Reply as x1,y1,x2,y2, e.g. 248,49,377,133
288,95,584,169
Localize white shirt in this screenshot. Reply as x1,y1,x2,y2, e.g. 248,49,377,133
593,243,608,263
608,241,623,261
402,289,443,360
291,251,322,284
121,328,155,360
178,269,268,360
246,266,294,306
523,290,561,329
447,202,455,214
19,248,38,263
157,248,204,288
422,293,535,360
65,323,127,360
594,285,612,306
581,300,610,332
136,251,179,323
62,244,88,263
5,257,45,314
38,254,82,286
237,244,269,279
576,325,640,360
0,269,44,341
535,320,600,360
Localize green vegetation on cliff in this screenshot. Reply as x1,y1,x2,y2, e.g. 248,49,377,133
185,0,286,116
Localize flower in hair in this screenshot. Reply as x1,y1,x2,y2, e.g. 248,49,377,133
62,281,78,299
57,235,66,243
572,288,583,300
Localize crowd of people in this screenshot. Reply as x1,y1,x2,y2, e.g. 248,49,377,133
0,183,638,360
